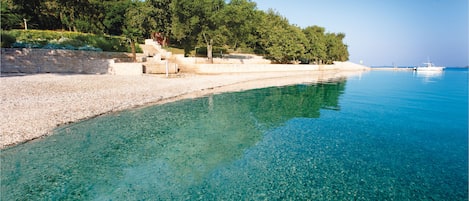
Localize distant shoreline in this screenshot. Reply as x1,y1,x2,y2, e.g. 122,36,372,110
370,66,469,71
370,67,414,71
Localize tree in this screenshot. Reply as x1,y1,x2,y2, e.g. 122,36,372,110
285,25,307,63
103,0,132,36
171,0,225,61
214,0,257,50
0,0,23,29
303,26,327,64
122,0,172,61
122,1,144,62
171,0,202,56
325,32,349,64
1,0,350,63
1,0,62,30
254,10,306,63
147,0,172,42
54,0,104,33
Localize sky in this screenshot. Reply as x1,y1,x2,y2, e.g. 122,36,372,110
253,0,468,67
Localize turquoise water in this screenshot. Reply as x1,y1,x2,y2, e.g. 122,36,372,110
1,69,467,200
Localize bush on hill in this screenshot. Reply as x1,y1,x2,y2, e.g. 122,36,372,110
1,32,16,48
1,30,137,52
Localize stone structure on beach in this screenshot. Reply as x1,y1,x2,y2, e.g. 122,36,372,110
0,39,178,75
0,48,132,74
1,39,369,76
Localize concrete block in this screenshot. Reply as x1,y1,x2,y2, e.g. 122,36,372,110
144,62,178,74
109,61,143,75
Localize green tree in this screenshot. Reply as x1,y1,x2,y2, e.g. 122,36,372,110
147,0,172,41
171,0,225,61
254,10,306,63
1,0,350,62
0,0,23,29
171,0,202,56
1,0,62,30
303,25,327,64
122,0,173,61
103,0,132,36
325,32,349,64
122,1,144,61
285,25,307,63
53,0,105,33
215,0,258,51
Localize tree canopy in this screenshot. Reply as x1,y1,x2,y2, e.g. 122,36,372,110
1,0,349,64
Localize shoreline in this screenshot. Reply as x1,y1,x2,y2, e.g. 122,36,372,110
1,68,368,149
370,67,414,71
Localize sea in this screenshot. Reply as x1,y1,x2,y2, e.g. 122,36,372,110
1,68,468,200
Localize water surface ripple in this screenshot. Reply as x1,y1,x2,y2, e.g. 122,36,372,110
1,70,467,200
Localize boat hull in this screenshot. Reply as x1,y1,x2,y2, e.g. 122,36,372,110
416,67,445,71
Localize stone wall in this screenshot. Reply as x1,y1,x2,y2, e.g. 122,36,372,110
1,48,133,74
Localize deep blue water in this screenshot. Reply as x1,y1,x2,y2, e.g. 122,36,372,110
1,69,468,200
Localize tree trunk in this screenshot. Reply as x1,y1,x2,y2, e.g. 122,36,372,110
184,45,191,57
207,39,213,64
130,40,137,62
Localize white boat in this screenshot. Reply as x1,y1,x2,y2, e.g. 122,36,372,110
414,62,445,71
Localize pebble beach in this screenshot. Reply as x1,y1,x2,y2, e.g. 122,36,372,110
1,70,366,149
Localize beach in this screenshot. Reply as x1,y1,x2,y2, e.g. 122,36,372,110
0,69,367,149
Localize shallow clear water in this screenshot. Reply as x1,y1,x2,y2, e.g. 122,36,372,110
1,69,468,200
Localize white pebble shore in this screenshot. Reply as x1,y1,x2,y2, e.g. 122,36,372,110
1,70,365,148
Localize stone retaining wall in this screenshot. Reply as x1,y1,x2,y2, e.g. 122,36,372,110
1,48,132,74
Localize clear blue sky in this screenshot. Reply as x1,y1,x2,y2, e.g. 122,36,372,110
253,0,468,67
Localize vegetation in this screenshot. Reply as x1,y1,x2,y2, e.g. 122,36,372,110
1,0,349,64
1,29,132,52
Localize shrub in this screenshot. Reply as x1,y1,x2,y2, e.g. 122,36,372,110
2,29,130,52
11,42,42,48
93,36,112,51
78,45,102,51
1,32,16,47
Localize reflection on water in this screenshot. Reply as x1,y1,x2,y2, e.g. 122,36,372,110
414,70,444,83
1,80,346,200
